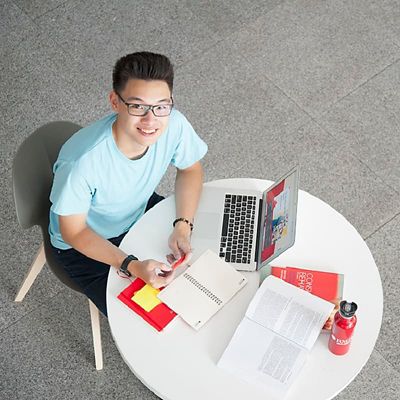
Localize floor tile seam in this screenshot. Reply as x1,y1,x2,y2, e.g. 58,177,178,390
174,37,226,71
175,0,286,72
12,0,74,23
0,286,66,335
30,0,72,21
243,67,329,138
198,0,285,41
240,117,314,170
230,71,400,231
363,210,400,241
216,39,315,135
1,35,34,63
2,4,79,81
312,117,400,198
158,2,221,48
375,348,400,376
174,2,280,69
227,3,400,122
356,158,400,196
315,55,400,118
251,0,286,20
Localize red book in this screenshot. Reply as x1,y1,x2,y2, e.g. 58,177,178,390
271,266,344,330
118,278,177,332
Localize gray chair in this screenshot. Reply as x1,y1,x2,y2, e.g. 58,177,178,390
13,121,103,370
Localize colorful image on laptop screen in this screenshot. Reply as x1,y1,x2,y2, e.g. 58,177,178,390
258,168,299,268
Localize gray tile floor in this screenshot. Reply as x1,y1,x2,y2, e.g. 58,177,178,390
1,0,400,399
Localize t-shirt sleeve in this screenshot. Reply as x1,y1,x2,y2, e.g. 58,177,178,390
50,159,93,216
170,113,208,170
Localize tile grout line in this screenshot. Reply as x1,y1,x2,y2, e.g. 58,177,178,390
28,2,81,65
317,55,400,117
31,0,71,21
210,43,400,200
219,1,400,141
233,63,400,236
0,286,66,335
2,1,38,60
241,52,400,199
7,0,81,84
363,210,400,241
312,116,400,198
12,0,72,24
175,0,286,74
375,348,400,376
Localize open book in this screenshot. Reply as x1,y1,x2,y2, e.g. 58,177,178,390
218,276,334,398
270,266,344,330
157,250,248,330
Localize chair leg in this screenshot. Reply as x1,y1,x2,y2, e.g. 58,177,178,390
15,243,46,302
88,299,103,370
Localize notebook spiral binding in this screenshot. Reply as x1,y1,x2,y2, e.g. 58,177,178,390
183,272,223,306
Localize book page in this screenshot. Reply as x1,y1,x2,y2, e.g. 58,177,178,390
246,276,334,349
218,317,307,397
269,266,344,330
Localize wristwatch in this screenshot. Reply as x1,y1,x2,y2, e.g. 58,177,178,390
119,254,138,277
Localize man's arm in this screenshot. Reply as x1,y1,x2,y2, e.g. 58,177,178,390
168,161,204,259
59,214,173,288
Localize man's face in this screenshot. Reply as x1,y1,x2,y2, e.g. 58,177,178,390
110,79,172,148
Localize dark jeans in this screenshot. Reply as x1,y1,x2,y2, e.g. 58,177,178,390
51,192,165,317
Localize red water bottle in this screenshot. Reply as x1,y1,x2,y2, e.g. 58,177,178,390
328,300,358,355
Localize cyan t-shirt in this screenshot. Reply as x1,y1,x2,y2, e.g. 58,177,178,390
49,109,208,249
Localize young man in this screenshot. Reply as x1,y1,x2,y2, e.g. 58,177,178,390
49,52,207,316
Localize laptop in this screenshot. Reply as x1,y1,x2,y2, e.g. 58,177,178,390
192,167,299,271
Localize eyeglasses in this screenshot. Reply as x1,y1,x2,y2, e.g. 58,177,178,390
116,91,174,117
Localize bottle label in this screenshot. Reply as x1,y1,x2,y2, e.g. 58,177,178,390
330,334,352,346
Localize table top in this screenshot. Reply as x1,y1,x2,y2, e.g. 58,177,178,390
107,178,383,400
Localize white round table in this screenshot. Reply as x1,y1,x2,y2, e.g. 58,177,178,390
107,179,383,400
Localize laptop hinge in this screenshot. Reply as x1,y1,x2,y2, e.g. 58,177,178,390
254,198,263,265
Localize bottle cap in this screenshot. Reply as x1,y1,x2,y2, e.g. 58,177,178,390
339,300,358,318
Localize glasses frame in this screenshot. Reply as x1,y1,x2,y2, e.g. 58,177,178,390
115,91,174,117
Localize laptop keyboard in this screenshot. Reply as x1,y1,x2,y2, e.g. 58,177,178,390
219,194,257,264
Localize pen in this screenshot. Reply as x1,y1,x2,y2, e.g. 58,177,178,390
155,254,190,276
171,254,186,270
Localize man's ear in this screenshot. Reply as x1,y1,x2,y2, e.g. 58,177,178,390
109,91,119,112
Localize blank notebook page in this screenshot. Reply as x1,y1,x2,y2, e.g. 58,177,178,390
158,249,248,330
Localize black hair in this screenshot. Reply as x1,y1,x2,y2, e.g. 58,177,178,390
112,52,174,93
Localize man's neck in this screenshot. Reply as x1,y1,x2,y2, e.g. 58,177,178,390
112,121,148,160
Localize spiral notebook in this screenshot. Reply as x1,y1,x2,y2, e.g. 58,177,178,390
157,250,248,330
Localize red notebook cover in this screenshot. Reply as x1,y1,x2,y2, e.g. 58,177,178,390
271,266,344,330
118,278,177,332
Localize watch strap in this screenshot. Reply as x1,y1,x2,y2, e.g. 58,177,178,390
120,254,138,277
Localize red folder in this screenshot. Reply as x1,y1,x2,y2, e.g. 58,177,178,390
118,278,177,331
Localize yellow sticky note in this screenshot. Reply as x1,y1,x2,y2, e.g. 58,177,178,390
132,284,162,312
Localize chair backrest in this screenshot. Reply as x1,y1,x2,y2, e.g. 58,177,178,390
13,121,81,229
13,121,83,291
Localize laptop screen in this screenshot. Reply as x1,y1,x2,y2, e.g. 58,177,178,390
257,167,299,269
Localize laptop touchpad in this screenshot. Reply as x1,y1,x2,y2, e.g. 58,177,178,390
194,212,221,240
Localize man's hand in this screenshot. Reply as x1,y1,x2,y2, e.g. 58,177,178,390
128,259,174,289
168,222,192,261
